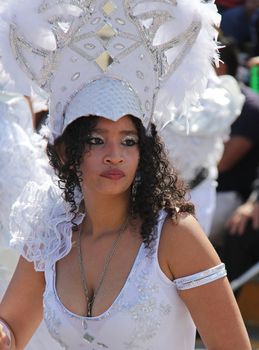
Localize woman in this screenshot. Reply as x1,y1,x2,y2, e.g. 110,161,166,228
0,113,252,350
0,0,252,349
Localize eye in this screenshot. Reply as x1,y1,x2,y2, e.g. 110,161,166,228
87,135,104,145
122,136,139,146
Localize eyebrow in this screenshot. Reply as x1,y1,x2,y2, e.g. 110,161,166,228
92,128,138,135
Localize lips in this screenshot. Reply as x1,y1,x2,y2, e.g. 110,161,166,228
100,169,125,180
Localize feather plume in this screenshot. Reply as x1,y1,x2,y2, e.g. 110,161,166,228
154,0,221,129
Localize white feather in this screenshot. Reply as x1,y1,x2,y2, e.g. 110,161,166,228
0,0,53,95
154,0,221,129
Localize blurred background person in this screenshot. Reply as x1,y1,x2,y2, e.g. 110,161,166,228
160,70,244,235
0,61,61,350
222,165,259,284
216,0,259,55
210,38,259,253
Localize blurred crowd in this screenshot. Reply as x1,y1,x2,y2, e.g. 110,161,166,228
211,0,259,290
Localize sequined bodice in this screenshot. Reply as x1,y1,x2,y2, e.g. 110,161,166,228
43,211,196,349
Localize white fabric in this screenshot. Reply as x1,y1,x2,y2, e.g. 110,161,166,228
0,0,220,141
10,181,84,272
0,86,61,350
190,176,217,236
0,92,50,248
160,75,245,183
9,183,228,349
159,75,244,237
64,78,143,134
43,211,196,350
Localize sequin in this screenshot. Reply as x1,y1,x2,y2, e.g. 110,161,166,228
91,17,101,25
71,72,81,81
114,43,125,50
136,71,144,80
116,18,125,25
83,332,95,343
84,43,96,50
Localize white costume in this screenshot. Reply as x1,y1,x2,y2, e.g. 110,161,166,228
0,89,48,290
0,65,62,349
0,1,227,349
11,182,226,350
160,74,245,234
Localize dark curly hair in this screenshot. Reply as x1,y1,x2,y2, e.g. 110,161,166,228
47,115,194,248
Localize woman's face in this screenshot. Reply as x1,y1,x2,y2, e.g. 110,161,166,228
80,115,140,197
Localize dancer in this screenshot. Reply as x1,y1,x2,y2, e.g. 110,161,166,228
0,1,251,349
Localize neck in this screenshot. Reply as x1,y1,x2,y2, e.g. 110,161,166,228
82,191,131,238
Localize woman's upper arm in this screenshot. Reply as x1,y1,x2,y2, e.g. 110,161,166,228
163,214,251,350
0,256,45,349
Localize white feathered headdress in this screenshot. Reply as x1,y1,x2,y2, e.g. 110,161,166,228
0,0,220,142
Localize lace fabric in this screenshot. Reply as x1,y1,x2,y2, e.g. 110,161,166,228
10,181,84,271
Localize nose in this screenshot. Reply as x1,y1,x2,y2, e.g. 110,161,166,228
104,143,124,165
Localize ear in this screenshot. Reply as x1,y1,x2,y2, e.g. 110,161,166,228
55,142,66,165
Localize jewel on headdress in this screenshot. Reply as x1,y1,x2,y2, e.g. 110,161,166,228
95,51,114,71
97,24,117,42
102,1,117,16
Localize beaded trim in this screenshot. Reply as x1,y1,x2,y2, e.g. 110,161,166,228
174,263,227,291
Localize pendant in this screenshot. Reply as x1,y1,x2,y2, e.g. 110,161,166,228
83,332,95,343
87,298,94,317
81,319,88,330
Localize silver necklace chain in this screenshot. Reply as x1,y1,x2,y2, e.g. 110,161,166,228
77,216,129,317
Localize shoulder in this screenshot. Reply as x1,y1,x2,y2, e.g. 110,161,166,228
10,181,83,271
159,213,221,280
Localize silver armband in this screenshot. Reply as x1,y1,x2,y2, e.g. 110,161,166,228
174,263,227,290
0,319,12,348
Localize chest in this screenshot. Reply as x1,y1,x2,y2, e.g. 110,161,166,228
55,233,143,318
43,248,196,350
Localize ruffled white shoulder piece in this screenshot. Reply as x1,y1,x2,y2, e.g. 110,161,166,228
9,181,84,272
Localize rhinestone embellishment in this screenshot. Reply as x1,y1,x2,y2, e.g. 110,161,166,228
102,1,117,16
83,332,95,343
95,51,114,71
71,72,81,81
97,24,117,42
